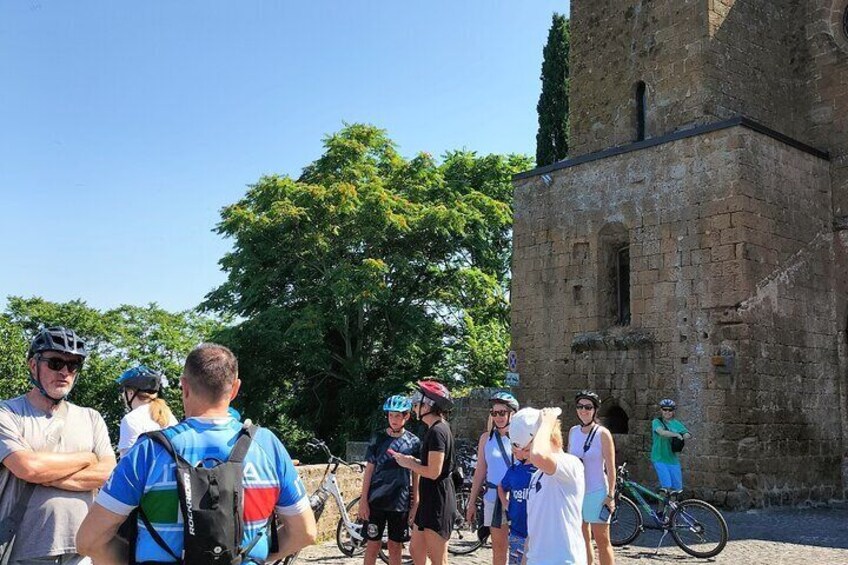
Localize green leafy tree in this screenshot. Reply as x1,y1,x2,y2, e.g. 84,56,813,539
536,13,570,167
206,124,531,453
0,297,223,441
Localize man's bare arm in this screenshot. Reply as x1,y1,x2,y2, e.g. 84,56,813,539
77,503,129,565
46,455,117,492
3,450,96,484
267,507,318,561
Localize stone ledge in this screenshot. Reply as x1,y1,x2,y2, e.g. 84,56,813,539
570,328,655,353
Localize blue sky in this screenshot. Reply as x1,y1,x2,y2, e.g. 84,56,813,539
0,1,569,312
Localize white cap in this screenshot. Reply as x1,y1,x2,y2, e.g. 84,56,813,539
509,407,562,449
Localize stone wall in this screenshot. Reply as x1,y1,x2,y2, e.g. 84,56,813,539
511,123,845,508
296,464,363,541
569,0,710,157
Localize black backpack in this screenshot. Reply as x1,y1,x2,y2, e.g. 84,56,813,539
129,425,275,565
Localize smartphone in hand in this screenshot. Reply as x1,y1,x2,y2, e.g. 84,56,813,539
598,504,611,521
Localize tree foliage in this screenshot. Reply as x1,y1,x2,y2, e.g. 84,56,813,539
0,297,223,442
536,13,570,167
206,124,531,453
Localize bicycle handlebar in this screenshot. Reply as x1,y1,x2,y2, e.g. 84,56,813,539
306,438,364,472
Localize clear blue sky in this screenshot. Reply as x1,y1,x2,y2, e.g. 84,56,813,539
0,1,569,312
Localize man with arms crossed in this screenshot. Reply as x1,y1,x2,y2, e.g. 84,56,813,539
0,326,115,565
77,343,317,564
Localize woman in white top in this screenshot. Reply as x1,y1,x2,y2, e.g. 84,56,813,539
466,392,520,565
116,365,178,456
567,391,616,565
510,407,586,565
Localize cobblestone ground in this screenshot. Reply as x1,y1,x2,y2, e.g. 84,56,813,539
292,505,848,565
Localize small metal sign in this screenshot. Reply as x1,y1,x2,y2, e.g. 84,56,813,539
507,350,518,372
505,371,520,387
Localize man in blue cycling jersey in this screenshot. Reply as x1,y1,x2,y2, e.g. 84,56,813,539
77,343,317,563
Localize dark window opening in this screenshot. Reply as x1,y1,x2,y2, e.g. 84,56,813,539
616,245,631,326
635,81,647,141
843,7,848,40
601,404,629,434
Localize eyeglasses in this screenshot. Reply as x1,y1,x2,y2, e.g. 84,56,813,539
490,409,509,417
661,407,675,412
575,404,595,411
39,357,83,373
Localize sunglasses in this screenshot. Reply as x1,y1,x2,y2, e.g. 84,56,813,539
40,357,83,373
490,409,510,417
661,407,675,412
576,403,595,411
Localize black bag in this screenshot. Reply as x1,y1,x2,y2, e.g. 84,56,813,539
658,419,685,453
135,425,271,565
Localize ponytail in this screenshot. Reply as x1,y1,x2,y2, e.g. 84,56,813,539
148,397,174,428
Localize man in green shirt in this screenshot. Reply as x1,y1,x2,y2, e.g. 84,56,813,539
650,399,691,490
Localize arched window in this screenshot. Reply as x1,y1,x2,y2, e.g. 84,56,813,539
635,81,647,141
600,404,629,434
616,245,631,326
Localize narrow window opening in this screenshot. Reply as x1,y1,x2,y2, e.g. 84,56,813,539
843,6,848,40
635,81,647,141
616,245,631,326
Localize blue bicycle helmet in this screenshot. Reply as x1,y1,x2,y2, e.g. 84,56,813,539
659,398,677,410
116,365,166,392
383,394,413,413
489,391,519,412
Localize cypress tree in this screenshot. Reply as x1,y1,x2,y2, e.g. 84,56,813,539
535,14,570,167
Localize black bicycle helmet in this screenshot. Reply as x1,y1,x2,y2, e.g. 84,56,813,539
575,390,601,409
28,326,87,360
117,366,165,392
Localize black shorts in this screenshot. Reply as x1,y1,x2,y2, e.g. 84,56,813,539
364,507,410,543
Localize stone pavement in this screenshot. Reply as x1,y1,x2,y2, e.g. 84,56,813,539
291,505,848,564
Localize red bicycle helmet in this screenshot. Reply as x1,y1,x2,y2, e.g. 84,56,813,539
417,380,453,411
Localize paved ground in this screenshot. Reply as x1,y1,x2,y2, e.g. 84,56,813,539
291,504,848,564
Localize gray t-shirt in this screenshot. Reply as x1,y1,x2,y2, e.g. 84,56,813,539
0,395,112,560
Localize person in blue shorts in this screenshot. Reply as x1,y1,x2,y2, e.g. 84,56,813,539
651,399,691,491
497,448,536,565
359,395,421,565
77,343,318,563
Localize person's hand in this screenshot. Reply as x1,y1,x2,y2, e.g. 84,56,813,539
540,407,562,424
358,500,370,522
676,433,684,440
392,453,416,469
606,496,616,514
88,452,99,465
465,502,476,524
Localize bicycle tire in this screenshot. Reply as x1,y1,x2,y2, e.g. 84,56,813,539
447,488,484,555
669,499,728,558
609,495,642,547
337,496,368,557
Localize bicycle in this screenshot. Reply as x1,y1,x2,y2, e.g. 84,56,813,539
277,438,412,565
609,462,728,558
446,440,485,556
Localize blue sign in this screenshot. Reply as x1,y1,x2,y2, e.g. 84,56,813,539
505,371,520,387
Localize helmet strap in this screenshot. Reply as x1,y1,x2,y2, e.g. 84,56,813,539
31,357,66,406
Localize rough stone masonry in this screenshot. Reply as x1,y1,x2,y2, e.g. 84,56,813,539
510,0,848,509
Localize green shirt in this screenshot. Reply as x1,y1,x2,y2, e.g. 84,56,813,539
650,417,689,464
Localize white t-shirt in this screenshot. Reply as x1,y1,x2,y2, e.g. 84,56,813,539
567,425,608,493
526,452,587,565
118,403,178,454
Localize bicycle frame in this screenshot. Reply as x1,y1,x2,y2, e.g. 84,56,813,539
619,479,668,528
321,464,364,541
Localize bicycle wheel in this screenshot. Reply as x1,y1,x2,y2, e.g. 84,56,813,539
447,488,483,555
669,499,729,558
337,496,368,557
609,495,642,547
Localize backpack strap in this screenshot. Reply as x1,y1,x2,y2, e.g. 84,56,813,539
227,425,257,464
138,431,183,562
137,506,181,563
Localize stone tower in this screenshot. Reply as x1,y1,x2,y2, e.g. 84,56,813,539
511,0,848,507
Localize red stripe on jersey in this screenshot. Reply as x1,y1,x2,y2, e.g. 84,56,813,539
244,486,280,521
